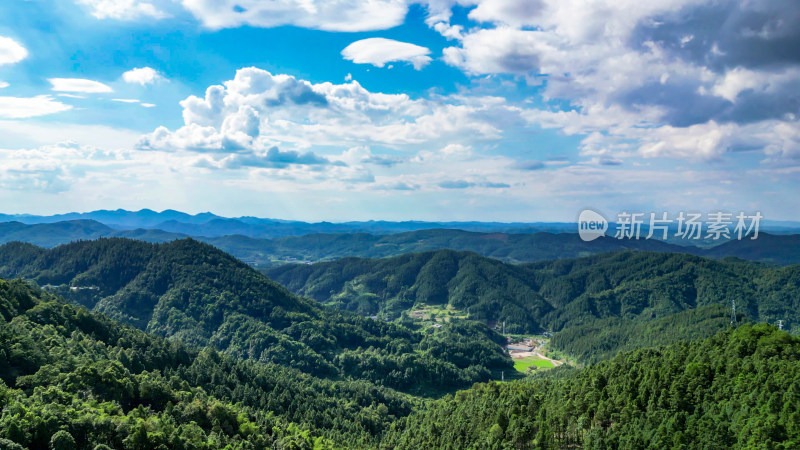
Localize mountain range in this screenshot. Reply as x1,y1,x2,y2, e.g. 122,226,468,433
1,235,798,448
2,218,800,267
3,208,799,239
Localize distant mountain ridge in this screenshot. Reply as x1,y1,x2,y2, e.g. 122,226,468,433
3,209,800,238
1,219,800,266
0,208,577,237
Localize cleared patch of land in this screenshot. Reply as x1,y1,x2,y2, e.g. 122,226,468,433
407,303,468,323
513,354,555,371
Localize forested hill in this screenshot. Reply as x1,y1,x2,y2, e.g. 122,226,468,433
0,238,513,395
385,324,800,449
3,280,799,448
269,250,800,362
266,250,554,331
0,278,417,447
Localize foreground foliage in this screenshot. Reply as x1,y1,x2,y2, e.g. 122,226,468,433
386,324,800,449
0,278,430,448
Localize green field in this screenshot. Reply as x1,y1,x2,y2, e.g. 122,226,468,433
514,355,555,372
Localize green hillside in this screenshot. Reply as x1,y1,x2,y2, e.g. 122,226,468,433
385,324,800,449
0,239,512,395
269,250,800,363
2,242,799,449
0,278,421,448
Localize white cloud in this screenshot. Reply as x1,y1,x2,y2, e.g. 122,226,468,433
122,67,163,85
77,0,169,20
0,82,8,89
342,38,432,70
0,36,28,66
112,98,140,103
0,96,73,119
141,103,156,108
710,67,800,103
466,0,546,28
180,0,409,32
139,67,515,154
425,0,800,166
637,121,737,161
49,78,113,93
443,27,546,75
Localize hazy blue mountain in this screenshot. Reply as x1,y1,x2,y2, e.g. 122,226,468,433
0,220,113,247
1,218,800,266
0,208,219,227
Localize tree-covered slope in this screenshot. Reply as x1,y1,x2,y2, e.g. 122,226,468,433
0,239,512,395
270,250,800,363
0,278,424,448
266,250,554,333
385,324,800,449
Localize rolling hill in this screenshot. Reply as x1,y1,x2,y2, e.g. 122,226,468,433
0,278,417,447
4,270,797,448
0,238,512,395
268,250,800,362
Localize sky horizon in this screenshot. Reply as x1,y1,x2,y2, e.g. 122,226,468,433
0,0,798,222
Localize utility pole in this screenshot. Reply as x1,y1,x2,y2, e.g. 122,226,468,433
730,299,737,325
502,321,505,335
501,371,504,382
778,319,783,331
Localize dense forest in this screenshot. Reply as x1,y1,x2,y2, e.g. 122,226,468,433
385,324,800,449
269,250,800,361
3,280,798,448
0,278,421,447
0,239,512,395
1,237,799,448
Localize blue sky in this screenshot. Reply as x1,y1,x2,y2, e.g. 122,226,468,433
0,0,798,221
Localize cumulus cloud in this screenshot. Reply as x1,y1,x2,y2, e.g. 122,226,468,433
122,67,163,85
195,146,341,170
0,96,73,119
180,0,409,32
429,0,800,164
0,36,28,66
443,27,545,75
77,0,169,20
49,78,113,93
342,38,432,70
139,67,518,154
